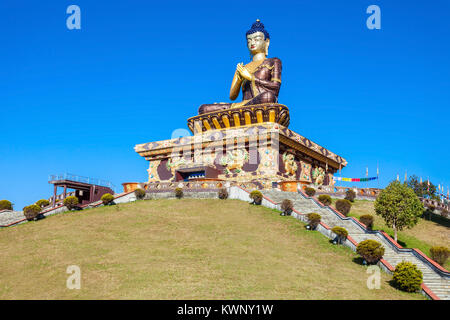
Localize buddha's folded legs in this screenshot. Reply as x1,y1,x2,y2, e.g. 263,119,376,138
244,91,277,106
198,92,277,115
198,103,232,115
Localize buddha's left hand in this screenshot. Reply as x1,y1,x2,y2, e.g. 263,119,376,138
237,63,253,81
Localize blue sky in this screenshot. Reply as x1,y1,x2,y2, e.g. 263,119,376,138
1,0,449,209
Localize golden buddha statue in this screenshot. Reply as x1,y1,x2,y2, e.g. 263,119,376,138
198,20,282,115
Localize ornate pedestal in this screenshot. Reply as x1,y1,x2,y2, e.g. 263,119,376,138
135,104,346,190
187,103,289,133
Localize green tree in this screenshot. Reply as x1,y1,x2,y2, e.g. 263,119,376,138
374,180,423,243
407,175,438,200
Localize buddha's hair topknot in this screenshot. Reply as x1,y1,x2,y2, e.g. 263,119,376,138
246,19,270,40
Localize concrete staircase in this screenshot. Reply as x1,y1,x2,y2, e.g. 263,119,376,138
262,189,450,300
0,210,26,227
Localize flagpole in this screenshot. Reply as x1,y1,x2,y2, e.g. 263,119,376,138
377,161,380,190
366,166,369,190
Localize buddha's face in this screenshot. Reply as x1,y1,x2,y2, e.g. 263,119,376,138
247,31,269,56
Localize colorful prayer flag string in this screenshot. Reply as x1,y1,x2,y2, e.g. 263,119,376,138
333,176,378,182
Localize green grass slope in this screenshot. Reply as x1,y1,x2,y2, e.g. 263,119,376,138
0,199,424,299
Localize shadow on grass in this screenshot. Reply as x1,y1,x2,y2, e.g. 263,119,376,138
425,213,450,228
352,257,365,265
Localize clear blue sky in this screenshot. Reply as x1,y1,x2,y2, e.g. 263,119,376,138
1,0,449,210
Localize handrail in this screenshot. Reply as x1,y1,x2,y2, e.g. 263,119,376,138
48,173,115,190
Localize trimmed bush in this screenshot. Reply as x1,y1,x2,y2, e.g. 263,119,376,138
35,199,50,208
335,199,352,216
0,200,13,210
63,196,79,210
392,261,423,292
101,193,115,205
249,190,263,205
304,187,316,197
307,213,321,230
23,204,42,221
345,189,356,202
280,199,293,216
134,188,146,200
218,188,229,200
430,246,449,266
331,226,348,244
356,239,385,264
0,200,13,211
318,194,332,206
359,214,374,230
175,188,183,199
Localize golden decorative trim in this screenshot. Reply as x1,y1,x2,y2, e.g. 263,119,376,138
233,113,241,127
244,111,252,125
222,115,230,128
272,78,281,83
256,110,263,123
187,103,288,119
257,64,275,71
212,117,221,130
188,103,290,133
269,110,276,122
203,119,211,131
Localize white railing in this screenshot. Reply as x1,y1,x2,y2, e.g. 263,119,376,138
48,173,115,189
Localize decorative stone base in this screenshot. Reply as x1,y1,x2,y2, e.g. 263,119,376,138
135,123,346,189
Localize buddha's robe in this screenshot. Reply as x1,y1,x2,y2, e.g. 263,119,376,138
198,57,282,115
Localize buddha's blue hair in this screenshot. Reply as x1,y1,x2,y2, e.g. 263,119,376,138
246,20,270,40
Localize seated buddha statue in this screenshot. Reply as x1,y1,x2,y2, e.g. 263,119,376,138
198,20,282,115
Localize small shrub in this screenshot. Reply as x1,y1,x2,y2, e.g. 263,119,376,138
218,188,229,200
359,214,374,230
23,204,42,221
356,239,385,264
280,199,293,216
318,194,332,206
392,261,423,292
430,246,449,266
35,199,50,208
249,190,263,205
345,189,356,202
134,188,146,200
331,226,348,244
304,187,316,197
101,193,115,205
307,213,321,230
64,196,79,210
175,188,183,199
0,200,13,211
335,199,352,216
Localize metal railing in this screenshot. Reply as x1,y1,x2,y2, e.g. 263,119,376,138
48,173,115,190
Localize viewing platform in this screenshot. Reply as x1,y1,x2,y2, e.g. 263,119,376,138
48,173,115,207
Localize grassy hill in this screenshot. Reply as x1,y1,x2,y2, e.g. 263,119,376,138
0,199,424,299
336,199,450,270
